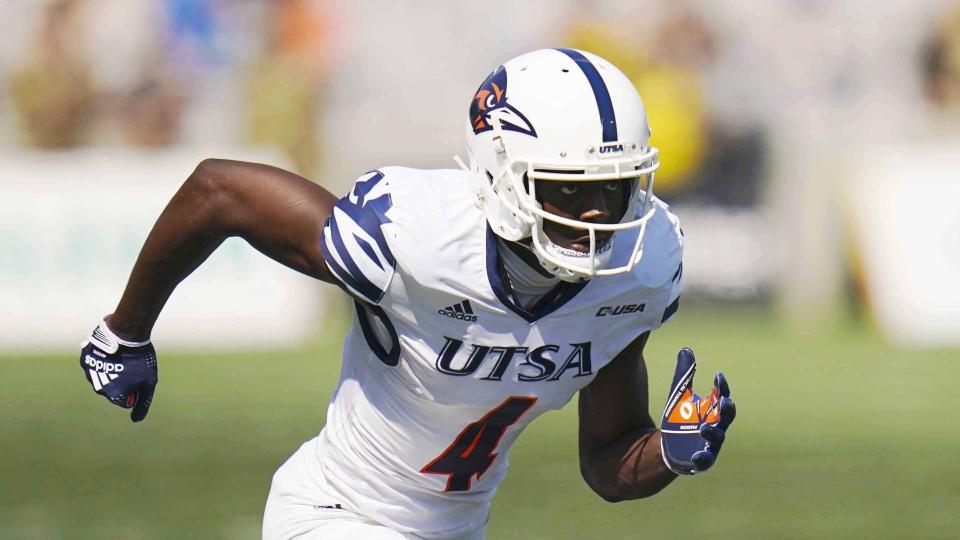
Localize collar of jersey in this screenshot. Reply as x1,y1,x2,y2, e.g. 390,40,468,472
486,227,589,323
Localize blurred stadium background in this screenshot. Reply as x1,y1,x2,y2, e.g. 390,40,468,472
1,1,959,538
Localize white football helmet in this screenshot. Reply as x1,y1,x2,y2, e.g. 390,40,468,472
457,48,659,282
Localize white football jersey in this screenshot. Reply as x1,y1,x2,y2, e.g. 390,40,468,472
309,166,683,537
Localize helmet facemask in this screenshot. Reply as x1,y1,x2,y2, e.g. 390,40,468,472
459,127,659,282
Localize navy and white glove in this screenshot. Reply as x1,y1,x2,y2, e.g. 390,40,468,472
79,320,158,422
660,348,736,475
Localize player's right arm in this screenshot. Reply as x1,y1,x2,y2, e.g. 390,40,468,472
80,159,340,420
108,158,339,340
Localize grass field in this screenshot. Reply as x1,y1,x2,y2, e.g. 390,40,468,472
1,307,957,539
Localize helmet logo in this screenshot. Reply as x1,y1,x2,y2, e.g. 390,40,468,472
470,66,537,138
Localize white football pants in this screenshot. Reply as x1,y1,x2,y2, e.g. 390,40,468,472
262,439,485,540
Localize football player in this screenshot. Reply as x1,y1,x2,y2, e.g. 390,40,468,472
79,49,736,539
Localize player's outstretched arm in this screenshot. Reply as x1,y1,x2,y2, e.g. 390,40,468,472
577,332,677,502
80,159,339,421
108,158,339,340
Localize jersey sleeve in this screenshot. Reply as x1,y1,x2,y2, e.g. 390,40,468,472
660,261,683,325
321,170,397,304
645,198,684,330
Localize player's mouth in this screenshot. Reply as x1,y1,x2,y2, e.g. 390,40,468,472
546,225,613,254
569,233,613,254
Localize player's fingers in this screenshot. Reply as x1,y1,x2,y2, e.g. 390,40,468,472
700,424,725,448
100,381,131,406
130,384,155,423
714,372,730,398
718,397,736,430
107,393,130,408
670,348,697,390
692,449,716,471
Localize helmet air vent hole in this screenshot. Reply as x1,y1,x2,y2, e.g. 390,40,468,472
561,68,570,73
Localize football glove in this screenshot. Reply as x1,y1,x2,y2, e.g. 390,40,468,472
660,348,736,475
79,320,158,422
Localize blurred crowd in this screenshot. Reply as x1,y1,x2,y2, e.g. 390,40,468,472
924,5,960,114
2,0,959,310
1,0,337,177
5,0,959,193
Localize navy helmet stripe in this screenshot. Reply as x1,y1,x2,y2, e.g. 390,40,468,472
555,48,617,142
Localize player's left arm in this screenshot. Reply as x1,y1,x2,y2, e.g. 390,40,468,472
578,332,737,501
577,332,676,501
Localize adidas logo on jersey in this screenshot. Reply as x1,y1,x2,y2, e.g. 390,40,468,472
438,299,478,322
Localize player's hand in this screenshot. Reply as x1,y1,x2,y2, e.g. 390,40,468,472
79,320,158,422
659,348,736,475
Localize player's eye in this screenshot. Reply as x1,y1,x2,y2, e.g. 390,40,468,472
603,182,621,192
560,185,578,195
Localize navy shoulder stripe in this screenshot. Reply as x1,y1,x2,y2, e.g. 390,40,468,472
661,297,680,323
322,171,396,304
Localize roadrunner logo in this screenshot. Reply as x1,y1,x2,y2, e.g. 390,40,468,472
469,65,537,138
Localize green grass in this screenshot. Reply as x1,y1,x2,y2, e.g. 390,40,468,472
2,308,957,539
